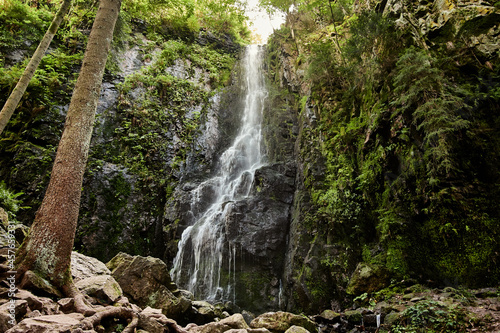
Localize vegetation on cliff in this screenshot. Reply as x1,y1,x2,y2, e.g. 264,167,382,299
265,0,500,313
0,0,249,260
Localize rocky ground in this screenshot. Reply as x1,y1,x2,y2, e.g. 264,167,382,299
0,247,499,332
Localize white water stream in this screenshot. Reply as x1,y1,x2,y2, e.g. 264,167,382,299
171,45,267,302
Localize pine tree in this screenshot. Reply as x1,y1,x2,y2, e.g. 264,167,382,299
15,0,122,315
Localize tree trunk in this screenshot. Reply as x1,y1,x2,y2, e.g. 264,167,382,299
16,0,122,298
0,0,72,136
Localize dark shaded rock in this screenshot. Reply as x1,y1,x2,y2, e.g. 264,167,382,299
18,271,62,298
78,162,163,262
314,310,341,324
343,310,362,325
346,263,391,296
224,196,290,258
196,31,241,54
250,163,296,204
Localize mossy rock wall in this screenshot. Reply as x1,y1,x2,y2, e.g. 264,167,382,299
266,0,500,314
0,11,242,264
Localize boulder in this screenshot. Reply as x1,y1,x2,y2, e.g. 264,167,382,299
187,313,249,333
250,312,317,333
343,310,362,325
18,270,62,298
107,252,191,319
313,310,341,324
57,298,74,313
346,263,391,296
0,300,28,332
192,300,217,323
2,289,42,312
75,274,123,304
284,326,310,333
5,313,84,333
71,251,111,282
138,306,176,333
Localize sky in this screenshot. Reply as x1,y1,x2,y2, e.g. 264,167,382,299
245,0,286,44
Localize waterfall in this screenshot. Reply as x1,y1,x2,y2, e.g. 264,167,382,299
171,45,267,302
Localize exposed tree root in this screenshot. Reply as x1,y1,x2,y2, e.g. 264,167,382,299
63,283,97,316
78,306,138,332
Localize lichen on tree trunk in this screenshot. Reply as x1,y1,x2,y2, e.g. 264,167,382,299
15,0,123,311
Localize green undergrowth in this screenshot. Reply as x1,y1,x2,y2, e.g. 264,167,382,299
392,299,469,333
265,0,500,310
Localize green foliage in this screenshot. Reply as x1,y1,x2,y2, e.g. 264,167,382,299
392,300,468,333
392,47,470,182
268,0,500,295
0,0,52,49
121,0,250,42
0,181,25,216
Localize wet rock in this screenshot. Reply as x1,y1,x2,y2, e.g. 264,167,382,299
225,197,290,258
250,311,317,333
107,252,191,319
251,163,296,204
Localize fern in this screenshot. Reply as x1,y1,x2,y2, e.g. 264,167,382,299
392,47,470,181
0,181,24,216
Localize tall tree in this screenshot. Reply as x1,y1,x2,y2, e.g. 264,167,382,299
15,0,122,314
0,0,72,136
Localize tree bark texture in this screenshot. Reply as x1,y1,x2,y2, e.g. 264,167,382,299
16,0,122,290
0,0,72,136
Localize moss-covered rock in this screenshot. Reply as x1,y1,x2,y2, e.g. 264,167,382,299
346,263,391,296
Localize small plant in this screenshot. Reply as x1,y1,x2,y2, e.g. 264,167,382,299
0,181,25,218
392,300,467,332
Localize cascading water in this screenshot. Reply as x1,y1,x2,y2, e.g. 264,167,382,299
171,45,267,302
